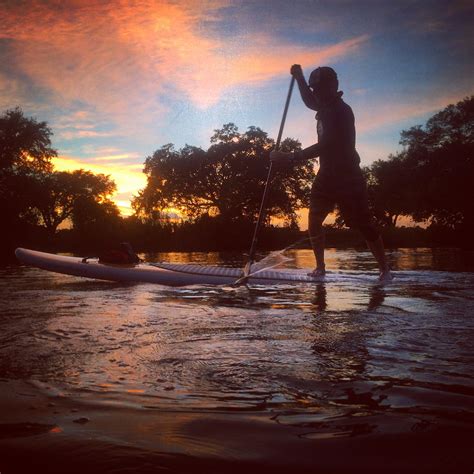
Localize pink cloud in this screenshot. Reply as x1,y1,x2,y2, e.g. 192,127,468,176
58,130,116,140
355,91,474,133
1,0,369,124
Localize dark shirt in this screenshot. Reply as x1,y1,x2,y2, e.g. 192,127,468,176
296,97,361,180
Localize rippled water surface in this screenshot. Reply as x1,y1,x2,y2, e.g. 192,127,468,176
1,248,474,472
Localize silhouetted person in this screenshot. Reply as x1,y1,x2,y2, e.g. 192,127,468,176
271,65,392,282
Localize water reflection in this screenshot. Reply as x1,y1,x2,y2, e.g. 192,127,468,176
367,286,386,311
312,284,327,312
311,283,385,313
1,249,473,422
289,247,474,273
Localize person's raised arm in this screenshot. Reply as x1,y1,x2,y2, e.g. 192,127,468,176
291,64,318,111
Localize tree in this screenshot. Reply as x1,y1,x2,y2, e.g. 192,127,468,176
71,195,121,235
133,123,315,226
333,96,474,240
0,108,58,251
0,107,125,257
364,156,416,227
0,107,56,172
396,96,474,232
32,170,118,234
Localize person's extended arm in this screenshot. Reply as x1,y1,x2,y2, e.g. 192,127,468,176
271,143,322,163
291,64,318,111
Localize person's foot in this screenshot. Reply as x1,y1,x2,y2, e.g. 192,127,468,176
378,268,393,283
308,267,326,280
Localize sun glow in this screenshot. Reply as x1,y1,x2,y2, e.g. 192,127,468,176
52,155,146,216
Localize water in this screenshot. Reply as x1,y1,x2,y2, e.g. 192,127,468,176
1,248,473,472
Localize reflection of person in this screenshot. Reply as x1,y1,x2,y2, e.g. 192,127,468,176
311,283,385,313
271,65,392,282
367,285,386,311
310,285,385,382
312,283,327,312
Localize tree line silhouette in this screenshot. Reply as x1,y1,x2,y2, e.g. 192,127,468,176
1,96,472,262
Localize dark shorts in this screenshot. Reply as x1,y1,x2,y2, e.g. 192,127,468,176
309,173,378,240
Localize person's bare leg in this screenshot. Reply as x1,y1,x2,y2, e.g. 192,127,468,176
308,213,326,277
366,235,392,281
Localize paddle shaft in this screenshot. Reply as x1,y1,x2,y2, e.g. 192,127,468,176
244,76,295,274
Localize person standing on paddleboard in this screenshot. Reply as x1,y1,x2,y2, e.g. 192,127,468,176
270,65,392,282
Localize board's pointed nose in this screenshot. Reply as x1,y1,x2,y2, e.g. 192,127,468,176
15,248,26,261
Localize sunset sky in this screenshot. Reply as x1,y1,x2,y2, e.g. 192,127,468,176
1,0,472,217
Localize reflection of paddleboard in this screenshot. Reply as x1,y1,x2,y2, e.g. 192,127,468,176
16,248,323,286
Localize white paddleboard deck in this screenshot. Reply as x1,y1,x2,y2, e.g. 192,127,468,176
15,248,325,286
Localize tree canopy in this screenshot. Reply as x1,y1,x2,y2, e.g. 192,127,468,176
0,107,56,172
362,96,473,234
133,123,316,225
0,108,58,241
32,169,117,234
0,108,119,251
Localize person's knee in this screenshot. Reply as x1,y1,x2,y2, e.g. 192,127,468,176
344,211,379,242
308,215,324,238
309,207,325,226
357,223,379,242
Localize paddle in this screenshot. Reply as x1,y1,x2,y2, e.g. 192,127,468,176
235,76,296,285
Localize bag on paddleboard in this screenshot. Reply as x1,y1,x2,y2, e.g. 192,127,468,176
98,242,140,264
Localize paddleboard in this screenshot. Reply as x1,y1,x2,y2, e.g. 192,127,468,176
15,248,320,286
